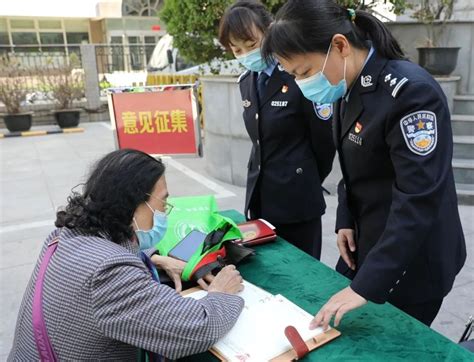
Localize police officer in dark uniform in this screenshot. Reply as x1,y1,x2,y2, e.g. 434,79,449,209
218,1,335,259
263,0,466,328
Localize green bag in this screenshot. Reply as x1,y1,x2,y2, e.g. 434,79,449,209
154,195,242,281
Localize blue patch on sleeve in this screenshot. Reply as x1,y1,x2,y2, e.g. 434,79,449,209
313,103,333,121
400,110,437,156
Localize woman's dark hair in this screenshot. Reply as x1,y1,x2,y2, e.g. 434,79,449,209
55,149,165,244
261,0,405,61
219,0,273,50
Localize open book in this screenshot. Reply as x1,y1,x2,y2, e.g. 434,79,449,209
183,281,340,361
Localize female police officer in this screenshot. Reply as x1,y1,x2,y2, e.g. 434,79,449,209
218,1,336,259
262,0,466,327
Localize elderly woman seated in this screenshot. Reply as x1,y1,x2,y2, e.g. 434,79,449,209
8,149,244,361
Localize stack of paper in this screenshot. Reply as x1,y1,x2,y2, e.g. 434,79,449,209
184,281,327,361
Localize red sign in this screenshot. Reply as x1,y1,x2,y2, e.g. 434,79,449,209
110,89,199,155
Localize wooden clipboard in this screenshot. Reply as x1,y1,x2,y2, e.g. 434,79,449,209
181,287,341,361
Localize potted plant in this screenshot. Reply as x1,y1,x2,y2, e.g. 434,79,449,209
0,58,33,132
44,53,85,128
411,0,460,76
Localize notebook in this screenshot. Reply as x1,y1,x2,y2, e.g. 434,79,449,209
234,219,277,247
182,280,340,361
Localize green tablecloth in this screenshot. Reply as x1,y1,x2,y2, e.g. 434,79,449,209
182,210,472,361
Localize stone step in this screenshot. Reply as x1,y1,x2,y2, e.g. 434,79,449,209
453,94,474,116
451,114,474,136
456,183,474,205
453,158,474,185
453,135,474,159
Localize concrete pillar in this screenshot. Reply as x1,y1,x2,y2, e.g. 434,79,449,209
80,44,101,111
435,76,461,114
201,76,252,187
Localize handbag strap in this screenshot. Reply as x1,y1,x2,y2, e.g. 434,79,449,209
32,236,59,362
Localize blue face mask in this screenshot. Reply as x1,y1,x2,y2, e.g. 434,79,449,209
236,48,268,72
295,44,347,104
134,202,168,250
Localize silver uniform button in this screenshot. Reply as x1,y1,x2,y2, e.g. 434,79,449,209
296,168,303,174
255,113,259,120
256,140,260,145
402,270,406,276
389,288,394,293
258,165,261,170
396,280,400,285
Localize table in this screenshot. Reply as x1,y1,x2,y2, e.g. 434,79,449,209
182,210,472,361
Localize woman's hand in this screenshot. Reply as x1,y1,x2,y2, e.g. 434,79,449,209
150,255,217,292
151,255,186,292
337,229,356,270
208,265,244,295
310,287,367,331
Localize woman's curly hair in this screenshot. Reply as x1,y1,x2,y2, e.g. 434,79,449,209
55,149,165,244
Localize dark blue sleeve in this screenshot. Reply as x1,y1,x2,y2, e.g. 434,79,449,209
350,82,452,303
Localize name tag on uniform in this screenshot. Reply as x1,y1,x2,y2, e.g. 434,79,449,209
348,133,363,146
271,101,288,107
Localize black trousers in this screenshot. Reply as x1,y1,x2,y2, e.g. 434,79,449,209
393,299,443,326
272,218,322,260
248,183,322,260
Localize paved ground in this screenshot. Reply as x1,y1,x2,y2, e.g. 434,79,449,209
0,122,472,358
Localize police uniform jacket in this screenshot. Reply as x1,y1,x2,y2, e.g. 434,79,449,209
239,66,335,224
335,50,466,305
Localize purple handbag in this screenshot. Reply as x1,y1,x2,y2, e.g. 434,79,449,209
32,236,59,361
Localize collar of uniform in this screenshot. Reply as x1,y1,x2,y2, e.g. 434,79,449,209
344,46,374,102
259,60,277,78
345,49,388,102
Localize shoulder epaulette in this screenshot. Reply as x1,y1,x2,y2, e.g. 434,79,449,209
237,70,250,83
379,68,409,98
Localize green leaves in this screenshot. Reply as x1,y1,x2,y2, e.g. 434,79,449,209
160,0,289,66
160,0,411,66
160,0,232,65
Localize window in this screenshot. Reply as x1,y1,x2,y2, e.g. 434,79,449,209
12,32,38,45
11,32,38,51
122,0,164,16
40,32,63,44
38,20,62,29
66,32,89,44
144,36,157,44
64,19,89,32
0,32,10,55
0,18,7,32
66,33,89,58
0,32,9,45
40,32,64,52
10,19,35,29
144,36,156,63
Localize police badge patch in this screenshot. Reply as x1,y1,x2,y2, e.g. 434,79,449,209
314,103,333,121
400,110,437,156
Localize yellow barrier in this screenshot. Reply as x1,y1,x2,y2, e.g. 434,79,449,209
0,128,84,138
146,74,204,129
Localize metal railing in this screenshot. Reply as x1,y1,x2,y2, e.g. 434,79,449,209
0,45,84,105
0,44,83,71
95,44,156,74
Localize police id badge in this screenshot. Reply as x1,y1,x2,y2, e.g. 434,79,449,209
314,103,333,121
400,110,437,156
